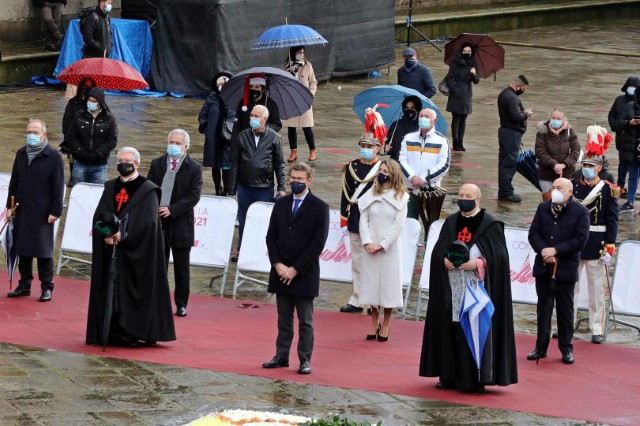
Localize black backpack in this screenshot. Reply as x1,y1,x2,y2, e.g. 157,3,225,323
79,6,96,28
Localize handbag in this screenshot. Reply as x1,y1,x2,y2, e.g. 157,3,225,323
221,120,234,142
438,77,449,96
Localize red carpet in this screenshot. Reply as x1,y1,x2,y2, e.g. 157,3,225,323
1,276,639,425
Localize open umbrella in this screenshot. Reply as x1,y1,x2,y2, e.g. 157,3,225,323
413,171,447,234
444,33,505,79
0,197,19,290
56,57,149,91
252,24,328,51
353,85,448,136
459,278,495,373
219,67,313,120
516,149,542,192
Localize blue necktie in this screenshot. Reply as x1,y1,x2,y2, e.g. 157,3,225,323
293,198,301,215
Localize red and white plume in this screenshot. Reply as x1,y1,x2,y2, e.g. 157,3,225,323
585,125,613,158
363,103,388,145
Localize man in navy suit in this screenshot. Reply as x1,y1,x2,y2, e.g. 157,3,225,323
147,129,203,318
262,162,329,375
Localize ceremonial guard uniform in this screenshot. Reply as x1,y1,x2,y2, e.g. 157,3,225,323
572,126,619,344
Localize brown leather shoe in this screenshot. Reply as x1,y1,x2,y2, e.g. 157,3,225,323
308,149,317,161
287,149,298,163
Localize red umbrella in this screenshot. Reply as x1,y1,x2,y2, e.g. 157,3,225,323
56,58,148,91
444,33,505,79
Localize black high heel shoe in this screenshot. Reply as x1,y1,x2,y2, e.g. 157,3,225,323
377,327,390,342
366,324,381,340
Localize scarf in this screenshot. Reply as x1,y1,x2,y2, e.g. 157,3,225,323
160,156,185,206
26,140,47,165
403,59,419,72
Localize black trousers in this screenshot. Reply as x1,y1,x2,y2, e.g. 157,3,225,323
535,278,575,355
498,127,523,198
18,257,54,291
275,293,314,363
164,242,191,309
288,127,315,150
451,113,468,142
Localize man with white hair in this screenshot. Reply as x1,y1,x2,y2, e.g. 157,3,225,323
148,130,203,318
229,105,286,261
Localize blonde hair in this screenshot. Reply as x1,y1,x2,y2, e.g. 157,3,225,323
373,159,407,198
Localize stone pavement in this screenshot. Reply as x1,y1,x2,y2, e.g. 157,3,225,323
1,16,639,426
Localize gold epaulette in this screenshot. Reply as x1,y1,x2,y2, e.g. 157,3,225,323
604,180,620,199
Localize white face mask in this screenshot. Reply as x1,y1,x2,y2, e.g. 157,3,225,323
551,189,565,204
295,53,304,62
216,76,229,92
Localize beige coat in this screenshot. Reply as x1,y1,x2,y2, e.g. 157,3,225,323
281,60,317,128
358,188,409,308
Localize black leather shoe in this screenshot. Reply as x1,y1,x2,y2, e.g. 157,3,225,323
39,289,52,302
435,380,456,390
8,287,31,298
527,349,547,360
262,356,289,369
562,352,574,364
176,307,187,317
340,304,363,313
298,360,311,374
498,194,522,203
591,334,604,344
366,325,380,341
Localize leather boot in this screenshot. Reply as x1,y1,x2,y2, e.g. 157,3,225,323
308,149,317,161
458,139,466,151
452,139,461,152
287,149,298,163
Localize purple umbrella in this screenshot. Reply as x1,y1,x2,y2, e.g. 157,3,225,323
1,198,19,290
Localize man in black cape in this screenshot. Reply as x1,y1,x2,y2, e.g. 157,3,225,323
419,183,517,392
86,147,176,347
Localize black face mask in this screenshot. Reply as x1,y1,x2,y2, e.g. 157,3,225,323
404,108,417,120
462,53,472,60
117,162,135,177
515,88,525,96
249,89,262,101
457,199,476,213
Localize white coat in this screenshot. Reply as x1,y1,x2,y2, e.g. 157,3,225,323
358,188,409,308
281,60,317,128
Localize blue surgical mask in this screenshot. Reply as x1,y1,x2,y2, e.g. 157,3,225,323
87,101,99,112
549,119,563,129
167,145,182,158
360,147,375,161
249,117,261,130
418,117,431,129
627,87,636,96
26,134,41,147
582,167,596,180
105,4,112,13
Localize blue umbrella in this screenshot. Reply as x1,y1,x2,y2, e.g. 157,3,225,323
516,149,542,192
251,24,328,51
353,85,448,136
459,278,494,371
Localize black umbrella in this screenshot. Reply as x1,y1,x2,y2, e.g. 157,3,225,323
535,261,557,364
413,171,447,233
219,67,314,120
516,149,542,192
94,212,120,352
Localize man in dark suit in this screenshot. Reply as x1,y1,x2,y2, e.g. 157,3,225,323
262,162,329,375
147,129,203,317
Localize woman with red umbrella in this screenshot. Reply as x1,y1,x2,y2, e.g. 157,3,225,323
444,43,479,152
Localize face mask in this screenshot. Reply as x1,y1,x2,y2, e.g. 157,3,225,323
104,4,112,13
87,101,99,112
549,119,563,129
117,162,135,177
295,53,304,62
290,181,306,195
418,117,431,129
249,117,262,129
627,87,637,96
167,145,182,158
26,134,41,147
404,59,417,68
404,108,417,120
249,89,262,101
551,189,565,204
377,173,390,184
515,89,525,96
462,53,472,60
360,147,375,161
582,167,596,180
457,199,476,213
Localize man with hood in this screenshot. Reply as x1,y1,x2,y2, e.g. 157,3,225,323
618,86,640,212
419,183,517,392
397,48,436,99
231,75,282,145
385,96,421,161
86,147,176,347
67,87,118,186
81,0,113,58
608,76,640,199
6,119,64,303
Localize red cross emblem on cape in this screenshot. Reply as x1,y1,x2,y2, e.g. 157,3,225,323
115,188,129,213
457,227,472,243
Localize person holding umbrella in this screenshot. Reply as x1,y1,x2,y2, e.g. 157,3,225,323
444,43,480,152
385,96,421,161
419,183,517,392
282,46,318,163
528,178,590,364
231,75,282,144
6,119,64,302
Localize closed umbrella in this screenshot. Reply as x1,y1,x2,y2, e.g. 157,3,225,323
56,57,149,91
413,171,447,234
252,24,328,51
459,279,495,373
516,149,542,192
444,33,505,79
219,67,313,120
0,197,19,290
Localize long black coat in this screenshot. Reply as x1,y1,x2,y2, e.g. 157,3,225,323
617,91,640,164
266,191,329,298
198,91,235,168
147,154,203,248
419,210,518,389
445,53,480,115
7,143,64,258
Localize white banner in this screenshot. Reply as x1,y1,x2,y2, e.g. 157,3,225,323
504,227,537,304
611,241,640,316
60,183,103,254
401,218,421,287
418,220,444,290
189,195,237,268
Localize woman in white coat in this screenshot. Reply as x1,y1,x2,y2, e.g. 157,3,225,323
358,159,409,342
282,46,318,163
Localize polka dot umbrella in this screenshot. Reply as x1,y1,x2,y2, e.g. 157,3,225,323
56,57,148,91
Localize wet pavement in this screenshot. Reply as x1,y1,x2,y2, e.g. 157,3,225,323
1,16,639,426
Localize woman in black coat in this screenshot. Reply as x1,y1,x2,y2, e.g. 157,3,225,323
618,88,640,211
445,43,480,152
385,96,421,161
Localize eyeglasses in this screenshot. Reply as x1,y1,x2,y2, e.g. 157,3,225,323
289,176,309,182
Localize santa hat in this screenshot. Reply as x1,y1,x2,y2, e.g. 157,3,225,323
363,104,388,146
582,125,613,165
241,73,266,112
